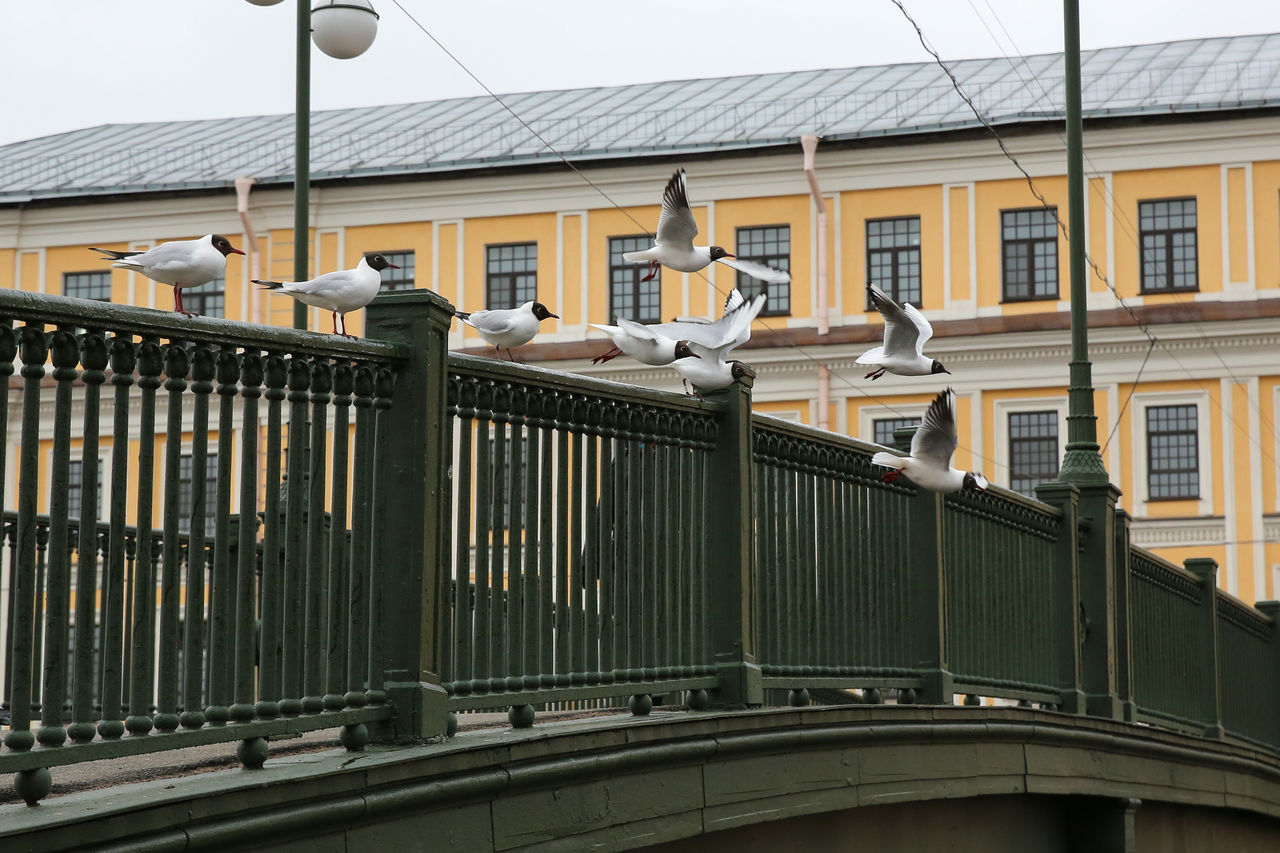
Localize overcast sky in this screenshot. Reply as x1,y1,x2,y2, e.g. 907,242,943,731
1,1,1275,147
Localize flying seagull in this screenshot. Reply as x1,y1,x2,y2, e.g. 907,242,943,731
857,283,949,380
591,289,766,366
90,234,244,316
455,301,559,360
254,252,398,338
871,388,987,494
623,170,790,284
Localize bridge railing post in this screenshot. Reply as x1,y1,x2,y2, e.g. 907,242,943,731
1112,508,1136,722
705,374,762,708
1033,481,1085,713
364,289,457,740
1184,557,1224,739
1253,599,1280,746
896,423,951,705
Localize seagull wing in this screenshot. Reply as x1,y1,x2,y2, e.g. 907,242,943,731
902,302,935,355
715,257,790,284
616,317,662,342
654,169,699,249
867,283,921,358
466,309,519,336
911,388,958,470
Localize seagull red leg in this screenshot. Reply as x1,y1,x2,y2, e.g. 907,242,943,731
640,260,658,282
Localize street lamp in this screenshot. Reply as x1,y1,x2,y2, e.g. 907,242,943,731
246,0,380,329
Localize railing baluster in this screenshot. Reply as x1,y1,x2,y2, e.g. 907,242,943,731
98,335,134,740
598,423,615,677
570,423,585,677
182,344,215,729
325,363,353,711
37,327,78,748
450,376,473,691
303,359,330,714
123,335,162,736
538,411,554,680
5,323,46,755
555,418,570,681
0,321,13,725
584,417,600,677
70,331,105,744
207,345,240,725
489,387,507,682
233,351,263,725
473,397,492,684
506,393,524,688
365,366,394,706
257,353,286,717
522,404,540,680
345,365,375,706
279,356,311,716
155,339,190,733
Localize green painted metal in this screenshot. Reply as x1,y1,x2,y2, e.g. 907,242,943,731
293,0,310,332
0,286,1277,806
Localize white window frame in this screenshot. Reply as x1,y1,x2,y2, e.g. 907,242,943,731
1130,391,1212,517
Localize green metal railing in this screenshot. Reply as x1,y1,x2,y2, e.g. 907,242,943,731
2,286,1279,807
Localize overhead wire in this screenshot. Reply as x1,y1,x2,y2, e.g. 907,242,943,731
890,0,1277,473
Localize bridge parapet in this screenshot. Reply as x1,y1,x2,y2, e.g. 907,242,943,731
0,289,1277,810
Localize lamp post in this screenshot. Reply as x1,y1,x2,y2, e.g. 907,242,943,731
246,0,380,330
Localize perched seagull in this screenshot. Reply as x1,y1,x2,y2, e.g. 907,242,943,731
253,253,398,338
455,301,560,361
591,290,766,366
673,349,755,400
90,234,244,316
857,283,950,380
871,388,988,494
623,170,790,285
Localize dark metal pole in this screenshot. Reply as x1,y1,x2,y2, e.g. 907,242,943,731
293,0,310,331
1057,0,1106,484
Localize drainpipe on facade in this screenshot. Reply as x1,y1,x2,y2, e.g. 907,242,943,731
235,177,262,325
802,134,831,431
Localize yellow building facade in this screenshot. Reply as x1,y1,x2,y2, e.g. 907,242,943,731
3,36,1280,602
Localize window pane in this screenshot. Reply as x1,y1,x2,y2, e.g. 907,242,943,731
486,243,538,310
63,271,112,301
1139,198,1197,293
1009,411,1059,497
735,225,790,316
1001,209,1058,301
375,251,416,291
184,276,225,318
1146,404,1199,499
866,217,921,306
872,416,921,448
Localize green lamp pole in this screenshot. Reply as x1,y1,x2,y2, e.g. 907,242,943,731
293,0,311,330
247,0,381,330
1057,0,1108,485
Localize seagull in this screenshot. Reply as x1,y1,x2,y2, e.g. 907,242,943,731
90,234,244,316
455,301,559,361
857,283,949,380
591,290,766,366
253,253,398,338
623,170,790,285
673,351,755,400
871,388,988,494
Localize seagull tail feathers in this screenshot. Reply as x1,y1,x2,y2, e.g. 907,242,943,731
621,251,651,263
871,451,906,470
89,247,140,261
253,280,286,291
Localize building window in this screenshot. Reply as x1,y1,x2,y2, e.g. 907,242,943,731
1001,208,1058,301
178,454,219,534
609,236,660,323
872,416,921,448
1139,198,1198,293
184,276,225,318
734,225,790,316
376,251,415,291
866,217,921,307
63,271,112,301
1009,411,1059,498
1147,405,1199,500
486,243,537,310
67,460,103,521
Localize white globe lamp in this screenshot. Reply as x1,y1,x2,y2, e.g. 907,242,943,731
311,1,379,59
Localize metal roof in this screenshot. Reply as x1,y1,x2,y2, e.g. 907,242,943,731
3,33,1279,204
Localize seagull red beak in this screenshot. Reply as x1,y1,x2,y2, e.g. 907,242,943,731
724,252,735,259
387,263,400,269
229,248,246,256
